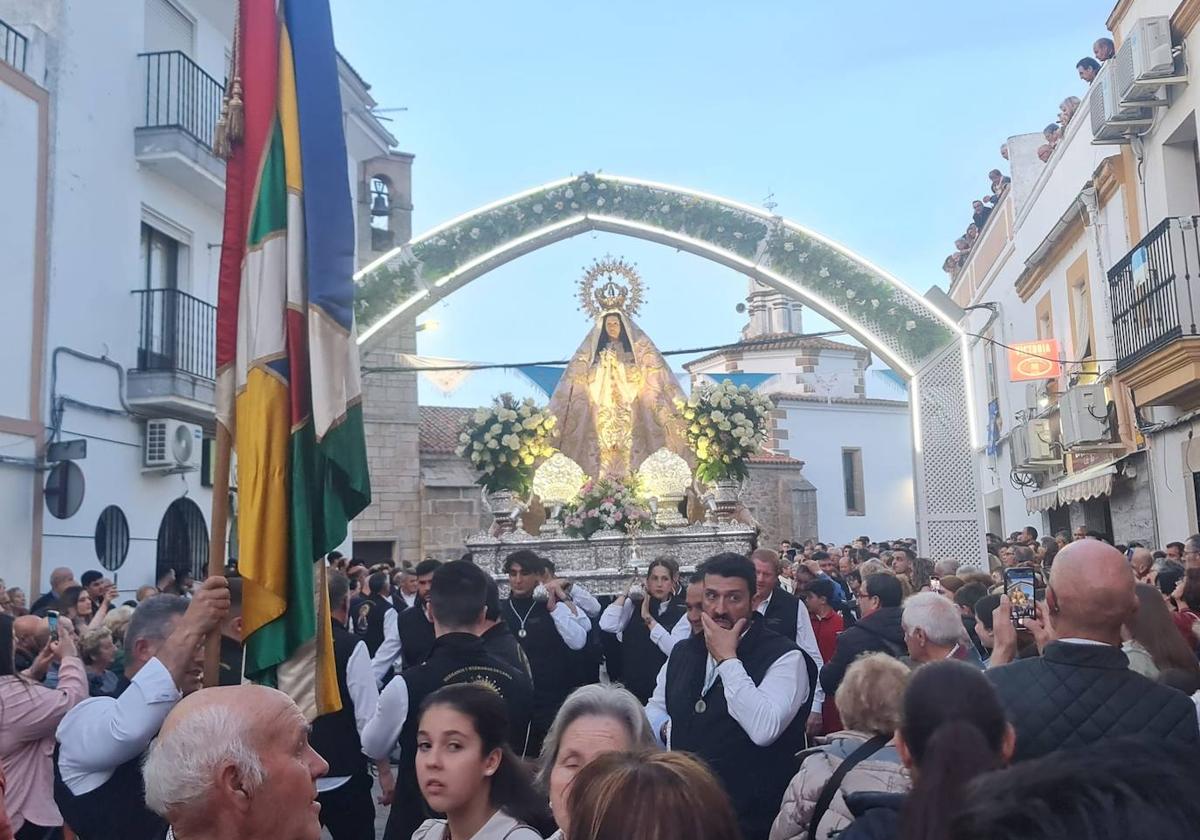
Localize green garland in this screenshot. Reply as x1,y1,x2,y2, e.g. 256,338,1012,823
355,173,952,364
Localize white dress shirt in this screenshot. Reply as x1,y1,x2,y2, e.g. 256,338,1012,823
318,639,382,793
756,591,826,712
400,591,417,609
570,583,602,619
669,615,695,647
644,645,808,748
371,607,403,685
360,669,411,761
56,657,181,795
599,597,680,655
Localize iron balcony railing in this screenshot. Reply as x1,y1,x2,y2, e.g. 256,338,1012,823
133,288,216,381
138,51,225,151
1108,216,1200,369
1,17,27,73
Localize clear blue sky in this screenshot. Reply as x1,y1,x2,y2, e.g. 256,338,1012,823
330,0,1114,406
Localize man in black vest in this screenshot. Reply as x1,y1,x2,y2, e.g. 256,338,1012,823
751,548,826,736
646,553,815,840
500,549,591,756
54,578,230,840
599,556,685,703
312,571,394,839
386,558,441,675
353,571,394,657
361,560,534,840
481,576,532,677
987,539,1200,760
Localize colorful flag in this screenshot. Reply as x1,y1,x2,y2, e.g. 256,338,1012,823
215,0,370,719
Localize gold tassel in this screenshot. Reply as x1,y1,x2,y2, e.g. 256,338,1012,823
226,76,244,143
213,102,230,159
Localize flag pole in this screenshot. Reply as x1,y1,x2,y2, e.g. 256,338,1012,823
203,422,233,687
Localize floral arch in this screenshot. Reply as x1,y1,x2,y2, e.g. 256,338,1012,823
353,173,986,563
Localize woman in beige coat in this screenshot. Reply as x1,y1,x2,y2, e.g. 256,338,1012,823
770,654,911,840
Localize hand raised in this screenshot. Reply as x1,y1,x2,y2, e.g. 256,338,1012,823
701,613,745,664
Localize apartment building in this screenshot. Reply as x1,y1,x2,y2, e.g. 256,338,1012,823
952,0,1200,545
0,0,412,596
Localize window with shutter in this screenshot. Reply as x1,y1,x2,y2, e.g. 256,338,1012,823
144,0,194,54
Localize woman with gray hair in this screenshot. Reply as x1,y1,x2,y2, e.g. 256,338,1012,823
770,654,911,840
538,683,657,839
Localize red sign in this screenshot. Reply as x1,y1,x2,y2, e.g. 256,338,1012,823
1007,339,1061,381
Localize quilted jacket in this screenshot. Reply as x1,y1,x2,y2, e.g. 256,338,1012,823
986,640,1200,762
769,732,909,840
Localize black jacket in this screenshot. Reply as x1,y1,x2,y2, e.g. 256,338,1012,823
986,640,1200,761
819,606,905,697
838,791,903,840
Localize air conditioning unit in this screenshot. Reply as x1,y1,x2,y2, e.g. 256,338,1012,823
1115,16,1182,106
1011,419,1059,472
1091,62,1153,144
1059,384,1116,449
1024,381,1054,416
144,419,202,472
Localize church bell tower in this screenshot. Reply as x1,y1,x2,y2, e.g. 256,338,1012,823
742,279,804,338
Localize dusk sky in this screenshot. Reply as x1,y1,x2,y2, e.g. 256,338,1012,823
330,1,1113,406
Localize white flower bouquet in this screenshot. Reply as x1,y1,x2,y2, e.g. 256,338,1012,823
676,381,774,482
455,394,557,494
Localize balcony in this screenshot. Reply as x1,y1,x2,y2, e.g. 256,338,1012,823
135,51,226,208
1108,216,1200,409
127,288,216,424
2,17,27,73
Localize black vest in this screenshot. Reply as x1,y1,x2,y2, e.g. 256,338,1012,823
398,599,436,669
665,617,815,840
354,593,392,656
620,597,684,704
53,677,169,840
501,597,575,729
382,633,535,840
310,620,369,779
761,586,800,643
481,621,532,677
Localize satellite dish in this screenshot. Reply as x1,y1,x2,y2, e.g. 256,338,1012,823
735,302,747,314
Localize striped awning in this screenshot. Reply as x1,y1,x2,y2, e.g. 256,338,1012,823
1025,462,1118,514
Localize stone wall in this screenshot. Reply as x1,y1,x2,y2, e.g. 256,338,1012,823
420,453,490,559
1108,451,1156,545
355,321,423,564
743,460,818,547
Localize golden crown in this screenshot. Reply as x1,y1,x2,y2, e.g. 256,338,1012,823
578,256,644,320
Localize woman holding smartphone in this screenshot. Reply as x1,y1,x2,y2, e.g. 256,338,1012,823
412,683,548,840
0,613,87,838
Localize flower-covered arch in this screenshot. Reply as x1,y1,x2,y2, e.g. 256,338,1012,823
354,173,986,563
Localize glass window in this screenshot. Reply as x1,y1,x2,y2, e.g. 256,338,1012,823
842,448,865,516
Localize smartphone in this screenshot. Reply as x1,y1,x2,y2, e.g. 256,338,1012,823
930,577,943,594
47,610,59,642
1003,568,1036,627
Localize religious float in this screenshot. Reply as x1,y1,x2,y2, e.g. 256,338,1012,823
463,258,774,593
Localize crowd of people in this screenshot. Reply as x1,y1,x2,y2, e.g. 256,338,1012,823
2,526,1200,840
942,36,1116,279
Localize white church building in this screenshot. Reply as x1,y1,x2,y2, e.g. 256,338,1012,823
684,281,916,543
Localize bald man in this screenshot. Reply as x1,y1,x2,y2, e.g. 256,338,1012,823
143,685,328,840
986,540,1199,761
1130,546,1156,585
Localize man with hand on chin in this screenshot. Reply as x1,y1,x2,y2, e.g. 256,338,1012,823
645,553,814,840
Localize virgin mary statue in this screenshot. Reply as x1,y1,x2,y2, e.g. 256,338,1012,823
547,259,691,480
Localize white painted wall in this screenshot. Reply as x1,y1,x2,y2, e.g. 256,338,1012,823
777,399,915,542
0,0,400,596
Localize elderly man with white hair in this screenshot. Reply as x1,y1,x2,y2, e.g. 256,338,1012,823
143,684,328,840
902,592,985,668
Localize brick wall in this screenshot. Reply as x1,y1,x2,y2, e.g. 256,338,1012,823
743,461,818,547
355,320,423,564
420,454,490,559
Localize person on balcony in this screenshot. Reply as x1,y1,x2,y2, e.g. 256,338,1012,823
1059,96,1081,126
972,200,992,229
1077,57,1100,83
1094,37,1115,62
1043,123,1062,148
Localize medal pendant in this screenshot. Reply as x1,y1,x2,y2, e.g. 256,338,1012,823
518,628,528,639
694,699,707,714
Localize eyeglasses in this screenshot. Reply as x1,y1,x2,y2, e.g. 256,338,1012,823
856,591,875,601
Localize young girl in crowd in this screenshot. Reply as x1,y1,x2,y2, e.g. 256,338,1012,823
412,683,547,840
